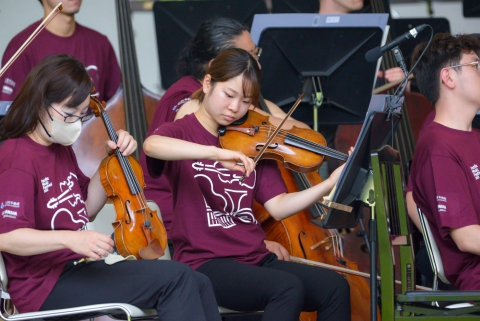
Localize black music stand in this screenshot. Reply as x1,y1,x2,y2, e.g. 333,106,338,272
152,0,268,90
318,94,401,229
463,0,480,17
270,0,319,13
251,13,388,129
320,94,402,321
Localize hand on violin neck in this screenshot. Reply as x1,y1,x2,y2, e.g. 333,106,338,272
105,129,138,156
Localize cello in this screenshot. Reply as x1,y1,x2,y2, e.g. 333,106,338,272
73,0,161,178
251,96,377,321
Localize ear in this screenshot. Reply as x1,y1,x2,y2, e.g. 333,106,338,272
440,67,456,89
203,74,212,94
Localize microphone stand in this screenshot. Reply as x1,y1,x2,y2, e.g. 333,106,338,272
370,46,408,321
385,46,409,121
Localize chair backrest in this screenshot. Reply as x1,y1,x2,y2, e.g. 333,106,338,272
0,253,7,292
87,201,171,260
371,145,416,320
417,207,450,287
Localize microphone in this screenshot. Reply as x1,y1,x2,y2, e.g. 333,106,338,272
365,24,428,63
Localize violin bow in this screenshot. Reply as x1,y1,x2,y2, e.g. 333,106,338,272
290,256,431,291
239,93,304,183
0,3,63,78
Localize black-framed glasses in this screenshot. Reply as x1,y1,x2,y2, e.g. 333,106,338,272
49,105,94,123
447,60,480,72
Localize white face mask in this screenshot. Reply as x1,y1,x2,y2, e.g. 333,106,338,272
44,116,82,146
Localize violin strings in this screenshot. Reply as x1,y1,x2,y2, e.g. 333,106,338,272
252,126,348,160
103,111,143,203
255,126,346,158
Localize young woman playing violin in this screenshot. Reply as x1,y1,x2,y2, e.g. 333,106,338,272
0,54,221,321
142,16,306,259
144,48,351,321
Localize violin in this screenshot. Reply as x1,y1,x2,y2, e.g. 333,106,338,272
89,95,167,260
218,109,348,174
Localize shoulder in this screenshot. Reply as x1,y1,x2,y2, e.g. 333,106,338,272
0,138,38,176
73,23,113,49
166,76,201,97
74,22,109,39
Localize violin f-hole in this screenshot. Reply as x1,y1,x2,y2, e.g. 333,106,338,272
123,200,132,224
255,142,278,151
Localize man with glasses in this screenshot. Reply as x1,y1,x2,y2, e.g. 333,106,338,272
409,33,480,290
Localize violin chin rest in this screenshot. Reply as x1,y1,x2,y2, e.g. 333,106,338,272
138,238,165,260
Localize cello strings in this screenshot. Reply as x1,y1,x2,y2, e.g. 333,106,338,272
297,173,345,261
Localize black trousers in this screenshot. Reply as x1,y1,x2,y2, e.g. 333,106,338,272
197,253,351,321
41,259,221,321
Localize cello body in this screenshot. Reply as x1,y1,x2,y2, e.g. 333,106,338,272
255,167,376,321
253,95,376,321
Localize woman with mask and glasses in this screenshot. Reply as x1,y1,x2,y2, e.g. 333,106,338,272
0,54,221,321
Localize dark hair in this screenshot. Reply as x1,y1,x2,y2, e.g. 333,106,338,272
191,48,261,107
176,17,249,80
0,54,92,140
411,33,480,106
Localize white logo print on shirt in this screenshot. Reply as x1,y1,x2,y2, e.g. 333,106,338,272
48,172,88,230
471,164,480,180
41,177,52,193
193,161,257,228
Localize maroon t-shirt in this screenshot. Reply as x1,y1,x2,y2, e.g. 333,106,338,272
141,76,201,232
153,114,287,269
0,136,90,312
406,110,435,192
410,122,480,289
1,21,121,102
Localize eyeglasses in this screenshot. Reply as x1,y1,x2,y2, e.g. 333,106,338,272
255,47,262,60
49,105,94,123
447,60,480,72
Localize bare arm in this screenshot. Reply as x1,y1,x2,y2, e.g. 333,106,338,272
263,163,343,220
144,135,255,177
0,228,113,260
450,225,480,256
